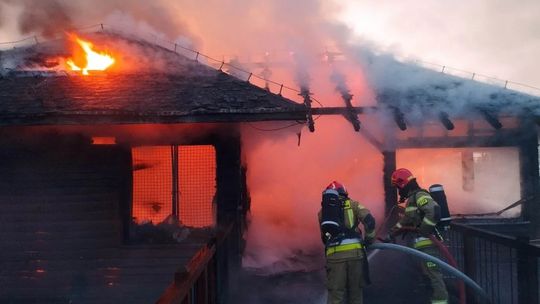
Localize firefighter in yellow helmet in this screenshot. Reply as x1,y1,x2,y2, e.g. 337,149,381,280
318,181,376,304
390,168,449,304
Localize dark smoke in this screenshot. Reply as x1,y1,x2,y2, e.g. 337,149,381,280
0,0,198,45
2,0,73,38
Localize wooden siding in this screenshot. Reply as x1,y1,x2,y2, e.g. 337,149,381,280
0,135,214,303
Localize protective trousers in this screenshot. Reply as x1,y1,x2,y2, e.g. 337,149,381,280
418,245,448,303
326,256,364,304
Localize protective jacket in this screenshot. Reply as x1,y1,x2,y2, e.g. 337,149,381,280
393,189,448,303
318,198,375,258
394,189,440,248
319,197,375,304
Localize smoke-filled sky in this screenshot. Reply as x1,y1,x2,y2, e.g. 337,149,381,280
1,0,540,87
0,0,538,272
341,0,540,87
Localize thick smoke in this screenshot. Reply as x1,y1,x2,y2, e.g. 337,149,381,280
0,0,198,45
3,0,73,38
1,0,538,284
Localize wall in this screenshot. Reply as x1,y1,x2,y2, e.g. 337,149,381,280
397,147,522,217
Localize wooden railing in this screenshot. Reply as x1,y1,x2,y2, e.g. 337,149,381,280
156,223,234,304
448,222,540,304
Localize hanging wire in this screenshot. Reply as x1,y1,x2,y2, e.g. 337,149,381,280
0,36,36,45
415,59,540,94
245,121,303,131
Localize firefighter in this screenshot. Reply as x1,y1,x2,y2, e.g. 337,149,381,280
319,181,376,304
390,168,449,304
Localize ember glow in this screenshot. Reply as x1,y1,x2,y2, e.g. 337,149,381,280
66,35,115,75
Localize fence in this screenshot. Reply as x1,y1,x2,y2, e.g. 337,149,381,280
447,222,540,304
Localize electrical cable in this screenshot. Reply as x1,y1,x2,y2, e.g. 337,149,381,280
245,122,302,132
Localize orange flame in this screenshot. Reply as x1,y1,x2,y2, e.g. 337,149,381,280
66,35,115,75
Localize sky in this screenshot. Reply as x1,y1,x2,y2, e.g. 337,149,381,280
340,0,540,88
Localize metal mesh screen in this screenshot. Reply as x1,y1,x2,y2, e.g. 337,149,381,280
131,145,216,227
179,145,216,227
132,146,173,224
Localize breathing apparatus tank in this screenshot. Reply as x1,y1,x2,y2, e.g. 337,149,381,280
429,184,451,229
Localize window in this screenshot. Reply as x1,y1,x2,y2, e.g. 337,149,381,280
131,145,216,227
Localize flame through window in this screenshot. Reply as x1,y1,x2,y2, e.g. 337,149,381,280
131,145,216,227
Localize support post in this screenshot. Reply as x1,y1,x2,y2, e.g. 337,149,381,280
383,151,397,217
214,131,243,303
171,145,179,219
517,236,539,304
519,121,540,238
463,234,478,304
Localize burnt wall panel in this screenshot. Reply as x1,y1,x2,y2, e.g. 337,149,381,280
0,132,131,301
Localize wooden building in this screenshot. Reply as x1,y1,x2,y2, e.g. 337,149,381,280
0,55,305,303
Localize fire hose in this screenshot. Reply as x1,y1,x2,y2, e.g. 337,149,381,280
398,227,467,304
368,242,490,303
372,207,469,304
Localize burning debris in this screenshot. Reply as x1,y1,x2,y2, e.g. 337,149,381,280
130,214,191,244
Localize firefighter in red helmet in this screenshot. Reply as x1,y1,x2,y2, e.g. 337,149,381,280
318,181,376,304
390,169,449,304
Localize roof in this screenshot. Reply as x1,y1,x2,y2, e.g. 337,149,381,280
1,32,538,129
360,54,540,124
0,34,306,127
0,73,307,126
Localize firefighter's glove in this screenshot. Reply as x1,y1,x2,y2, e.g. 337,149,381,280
363,237,374,248
389,223,403,237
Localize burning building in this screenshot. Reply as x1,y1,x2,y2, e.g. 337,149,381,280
0,31,308,303
0,26,539,304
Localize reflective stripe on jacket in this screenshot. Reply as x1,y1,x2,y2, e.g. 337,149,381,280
318,198,375,256
413,236,433,249
326,238,364,256
394,190,440,239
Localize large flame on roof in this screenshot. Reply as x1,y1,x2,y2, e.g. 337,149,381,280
66,35,115,75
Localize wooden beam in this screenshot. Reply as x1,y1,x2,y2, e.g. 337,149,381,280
300,88,315,132
310,106,373,115
478,108,503,130
0,111,309,127
339,92,361,131
395,133,524,149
